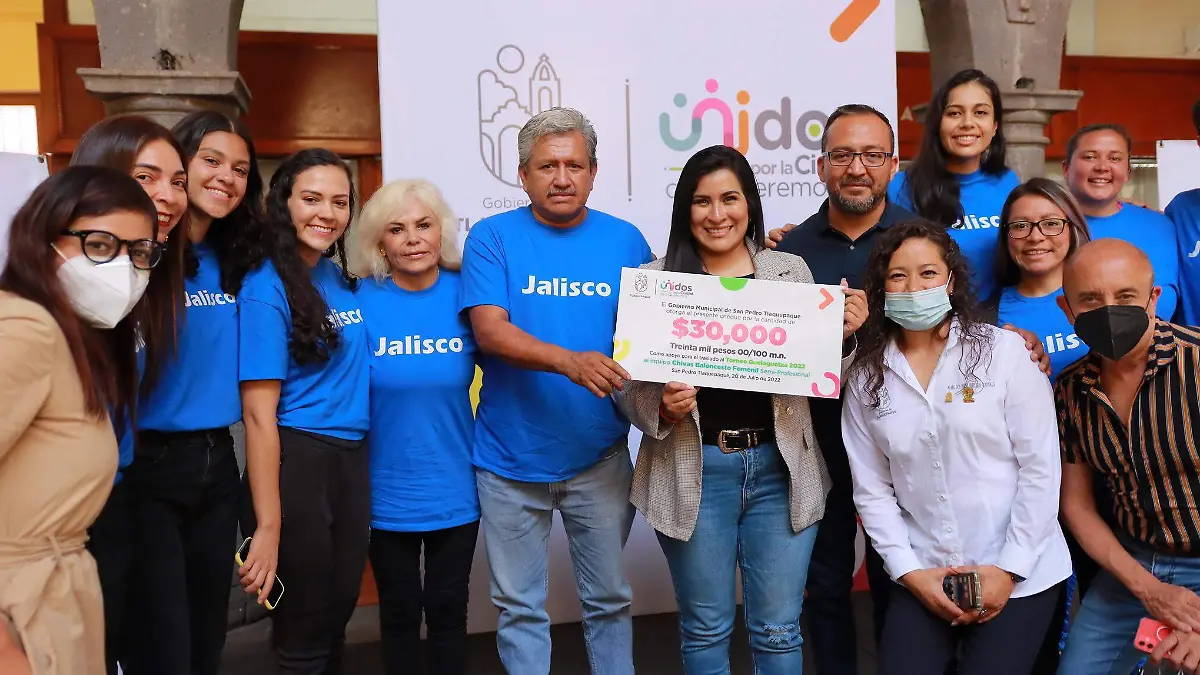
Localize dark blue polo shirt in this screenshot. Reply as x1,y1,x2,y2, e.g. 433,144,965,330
775,198,918,486
776,198,917,289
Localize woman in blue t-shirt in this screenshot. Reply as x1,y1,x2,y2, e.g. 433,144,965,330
68,114,189,675
992,177,1092,379
889,69,1021,301
114,111,266,675
236,148,370,671
991,178,1100,675
344,179,479,675
1062,123,1180,320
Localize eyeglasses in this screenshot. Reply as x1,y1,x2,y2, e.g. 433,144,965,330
62,229,164,270
1005,218,1069,239
823,151,893,168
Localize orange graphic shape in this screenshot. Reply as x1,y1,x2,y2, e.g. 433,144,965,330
830,0,881,42
819,288,835,309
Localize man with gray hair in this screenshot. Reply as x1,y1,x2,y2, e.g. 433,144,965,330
460,107,652,673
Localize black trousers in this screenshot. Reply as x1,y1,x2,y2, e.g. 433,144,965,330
86,476,133,675
805,399,893,673
879,581,1063,675
121,427,241,675
369,521,480,675
242,427,371,675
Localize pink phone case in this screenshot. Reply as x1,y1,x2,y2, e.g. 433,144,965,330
1135,617,1172,653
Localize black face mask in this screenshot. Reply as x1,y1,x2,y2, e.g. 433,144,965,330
1072,304,1150,361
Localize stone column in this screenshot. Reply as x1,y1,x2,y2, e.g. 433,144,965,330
917,0,1082,180
78,0,251,128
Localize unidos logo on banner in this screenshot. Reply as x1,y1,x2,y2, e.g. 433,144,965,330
658,79,832,200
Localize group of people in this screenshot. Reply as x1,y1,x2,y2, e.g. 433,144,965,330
1,64,1199,675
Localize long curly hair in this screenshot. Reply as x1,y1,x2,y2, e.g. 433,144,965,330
262,148,358,365
902,69,1008,227
849,219,994,408
172,111,266,296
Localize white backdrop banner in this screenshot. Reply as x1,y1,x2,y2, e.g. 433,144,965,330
0,152,49,271
1157,140,1200,210
378,0,896,633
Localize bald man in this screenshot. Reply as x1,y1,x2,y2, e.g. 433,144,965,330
1054,239,1200,674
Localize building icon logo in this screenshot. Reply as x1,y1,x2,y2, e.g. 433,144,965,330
477,45,562,187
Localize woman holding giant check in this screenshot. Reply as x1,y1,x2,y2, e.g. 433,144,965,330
618,144,867,674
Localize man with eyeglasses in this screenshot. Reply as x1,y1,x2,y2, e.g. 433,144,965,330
766,103,915,675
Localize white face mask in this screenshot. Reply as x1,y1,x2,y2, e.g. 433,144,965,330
54,248,150,329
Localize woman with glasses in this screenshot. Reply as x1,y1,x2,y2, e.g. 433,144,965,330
120,111,266,675
989,180,1103,675
0,166,160,675
888,69,1020,302
989,178,1093,379
69,114,189,675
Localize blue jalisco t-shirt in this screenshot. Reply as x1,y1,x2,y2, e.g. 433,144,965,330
1087,204,1181,322
997,286,1085,379
1167,188,1200,326
238,257,369,440
460,207,653,482
357,272,479,531
139,241,241,432
890,168,1021,301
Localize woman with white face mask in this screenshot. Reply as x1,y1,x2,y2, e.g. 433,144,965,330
840,219,1070,675
0,166,160,675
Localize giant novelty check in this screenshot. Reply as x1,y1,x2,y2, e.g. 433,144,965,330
613,268,845,398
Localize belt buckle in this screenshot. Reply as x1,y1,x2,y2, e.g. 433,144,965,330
717,429,756,454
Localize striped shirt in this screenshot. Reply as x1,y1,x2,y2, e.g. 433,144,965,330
1055,321,1200,554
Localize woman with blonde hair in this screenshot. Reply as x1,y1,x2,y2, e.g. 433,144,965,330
345,179,479,675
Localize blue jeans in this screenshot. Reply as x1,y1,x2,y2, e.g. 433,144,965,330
1058,540,1200,675
656,442,820,675
476,448,635,675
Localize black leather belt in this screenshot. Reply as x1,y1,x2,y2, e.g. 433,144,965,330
138,427,230,444
701,428,775,453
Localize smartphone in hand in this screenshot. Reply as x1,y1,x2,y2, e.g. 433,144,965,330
235,536,284,610
1134,617,1172,654
942,571,983,611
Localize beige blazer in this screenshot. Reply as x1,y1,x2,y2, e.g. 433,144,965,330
617,243,852,541
0,292,115,675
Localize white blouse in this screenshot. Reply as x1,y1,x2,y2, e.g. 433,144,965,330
841,321,1071,598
